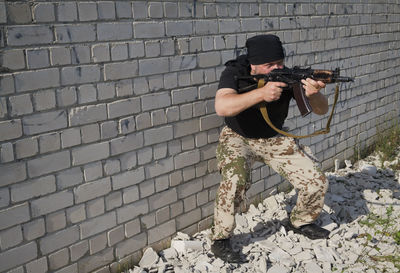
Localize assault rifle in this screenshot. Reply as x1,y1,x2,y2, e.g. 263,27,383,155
237,67,354,116
236,67,354,138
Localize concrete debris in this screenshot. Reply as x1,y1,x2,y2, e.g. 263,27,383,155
128,151,400,273
138,248,159,269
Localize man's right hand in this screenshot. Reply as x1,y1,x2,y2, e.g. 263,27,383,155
260,81,288,102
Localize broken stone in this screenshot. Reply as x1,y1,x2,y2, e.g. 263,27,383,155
171,239,203,254
138,248,159,269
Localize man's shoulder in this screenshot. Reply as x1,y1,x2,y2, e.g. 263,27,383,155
222,55,250,75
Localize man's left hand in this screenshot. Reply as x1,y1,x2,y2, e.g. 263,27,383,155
301,78,326,97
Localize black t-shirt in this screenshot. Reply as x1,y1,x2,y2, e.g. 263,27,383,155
218,55,293,138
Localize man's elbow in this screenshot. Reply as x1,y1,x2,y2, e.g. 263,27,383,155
215,106,231,117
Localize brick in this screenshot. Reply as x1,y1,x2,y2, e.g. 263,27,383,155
80,212,116,239
89,233,107,254
33,3,55,22
26,49,50,69
9,94,33,116
15,137,38,159
112,167,145,190
0,203,30,230
31,190,73,217
139,179,155,198
177,178,203,199
98,1,115,19
74,177,111,203
0,162,26,187
0,74,15,95
49,248,69,270
145,158,174,179
199,83,218,99
66,205,86,225
57,2,78,22
200,114,224,131
118,116,135,135
174,119,199,138
124,218,140,238
0,242,37,272
0,97,7,119
78,84,97,104
110,132,143,156
69,104,107,126
61,65,100,85
25,257,48,273
176,208,201,230
77,124,98,143
219,19,241,33
82,162,102,182
105,191,122,211
0,119,23,141
51,47,71,66
110,43,128,61
115,232,147,259
116,199,148,224
11,175,56,203
78,2,98,21
23,218,45,241
78,248,114,273
70,241,89,262
195,19,218,35
166,21,193,36
148,188,177,211
104,60,138,80
97,22,133,41
128,42,145,59
7,25,53,46
149,110,165,127
169,55,197,72
61,128,81,148
116,1,132,18
1,49,25,70
92,44,110,63
141,91,171,111
86,199,104,219
15,68,59,92
144,125,173,146
0,187,9,208
7,2,32,23
134,22,165,38
40,225,80,255
198,52,221,68
139,57,169,76
0,225,23,250
107,98,140,119
46,211,67,233
33,89,56,111
72,142,109,166
148,220,175,244
55,24,96,43
174,150,201,169
172,87,198,105
27,150,70,177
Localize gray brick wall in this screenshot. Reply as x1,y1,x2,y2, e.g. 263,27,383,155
0,1,399,272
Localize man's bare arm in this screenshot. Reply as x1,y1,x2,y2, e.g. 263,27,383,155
215,82,287,117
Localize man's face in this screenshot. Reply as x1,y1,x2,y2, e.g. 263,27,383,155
250,59,284,75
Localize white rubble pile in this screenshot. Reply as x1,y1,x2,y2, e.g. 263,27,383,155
130,152,400,273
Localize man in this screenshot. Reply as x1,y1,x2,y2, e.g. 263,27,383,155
211,34,330,263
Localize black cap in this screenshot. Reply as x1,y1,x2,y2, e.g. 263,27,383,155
246,35,285,65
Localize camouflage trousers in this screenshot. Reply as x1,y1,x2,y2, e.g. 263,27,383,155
212,126,328,240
